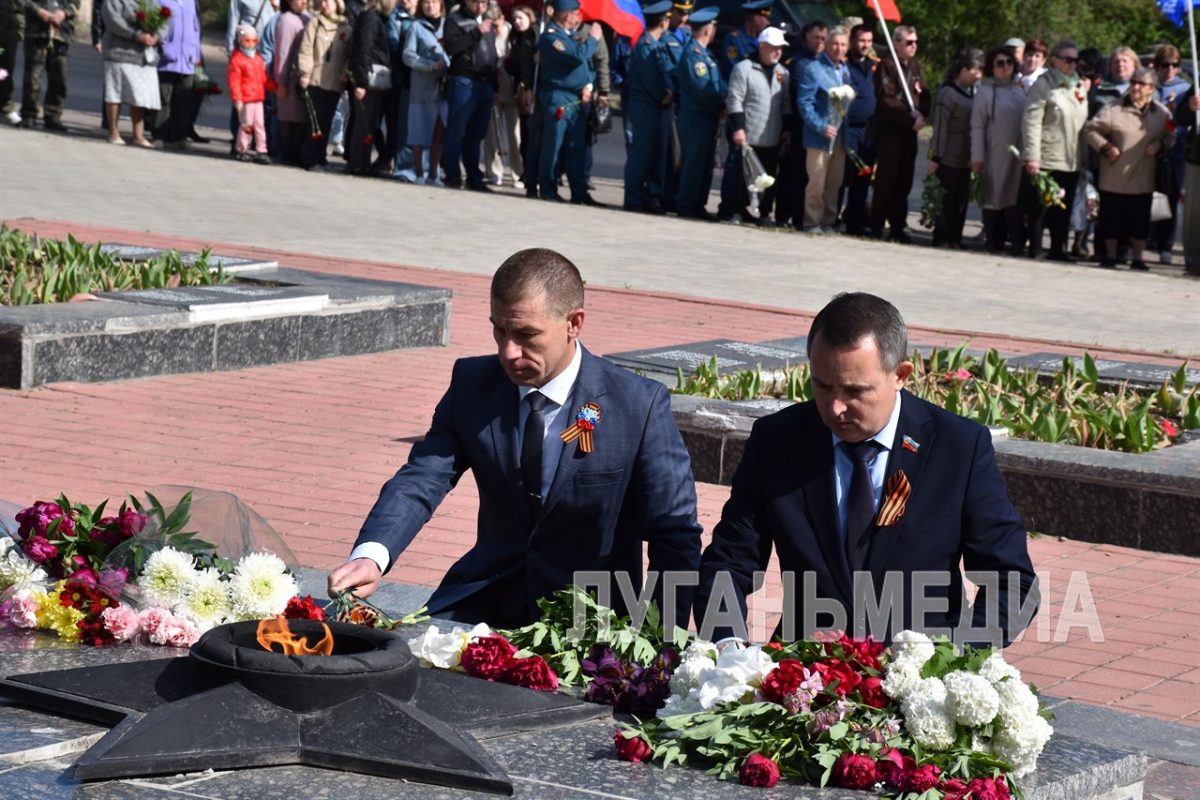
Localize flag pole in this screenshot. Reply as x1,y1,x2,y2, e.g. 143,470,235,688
871,0,915,112
1188,0,1199,89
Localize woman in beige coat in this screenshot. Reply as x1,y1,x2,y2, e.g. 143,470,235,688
1020,40,1089,261
1084,67,1174,270
972,45,1025,254
298,0,351,169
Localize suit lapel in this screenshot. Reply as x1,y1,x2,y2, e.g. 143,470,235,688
537,347,608,524
487,370,533,526
799,431,854,605
864,391,935,575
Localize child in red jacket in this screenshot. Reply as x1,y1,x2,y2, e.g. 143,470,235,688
228,24,274,163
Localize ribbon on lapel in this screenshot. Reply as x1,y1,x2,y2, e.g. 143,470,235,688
875,469,911,527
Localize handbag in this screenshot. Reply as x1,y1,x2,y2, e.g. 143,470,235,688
1150,191,1172,222
366,63,392,90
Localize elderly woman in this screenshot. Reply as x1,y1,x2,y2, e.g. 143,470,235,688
1151,44,1189,265
929,47,983,248
1018,38,1047,90
403,0,448,185
1021,40,1089,261
101,0,162,146
972,45,1025,254
155,0,202,149
273,0,311,165
1084,67,1174,270
297,0,349,169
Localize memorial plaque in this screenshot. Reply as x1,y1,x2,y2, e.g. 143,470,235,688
606,340,750,374
101,244,164,260
102,243,277,274
1009,352,1198,387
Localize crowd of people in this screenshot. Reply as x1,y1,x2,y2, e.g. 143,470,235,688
2,0,1197,267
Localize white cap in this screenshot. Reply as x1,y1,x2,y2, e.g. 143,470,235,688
758,27,786,47
1003,37,1025,48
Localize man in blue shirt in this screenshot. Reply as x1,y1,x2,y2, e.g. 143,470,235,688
622,0,674,214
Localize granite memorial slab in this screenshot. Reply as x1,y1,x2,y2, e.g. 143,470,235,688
1009,353,1200,388
100,244,278,275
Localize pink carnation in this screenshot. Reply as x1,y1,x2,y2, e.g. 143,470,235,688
9,591,41,628
101,605,143,642
156,615,201,648
139,606,171,639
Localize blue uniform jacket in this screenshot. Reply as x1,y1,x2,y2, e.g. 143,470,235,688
663,26,688,89
676,40,725,117
844,53,877,154
797,53,849,150
720,27,756,79
627,32,672,105
538,22,597,98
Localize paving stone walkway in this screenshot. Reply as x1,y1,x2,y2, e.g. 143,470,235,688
0,220,1197,729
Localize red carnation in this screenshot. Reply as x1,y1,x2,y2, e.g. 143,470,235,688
901,763,942,793
739,753,780,787
760,659,806,707
460,635,517,681
136,10,146,20
831,753,877,790
284,595,327,621
363,134,375,146
829,633,884,671
764,641,783,651
813,659,862,696
613,732,653,763
1160,418,1179,438
160,5,171,16
858,676,888,708
555,106,564,120
502,655,559,692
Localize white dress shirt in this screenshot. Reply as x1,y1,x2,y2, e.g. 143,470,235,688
831,390,903,541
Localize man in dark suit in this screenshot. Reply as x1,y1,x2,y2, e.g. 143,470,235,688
329,248,702,629
696,293,1038,648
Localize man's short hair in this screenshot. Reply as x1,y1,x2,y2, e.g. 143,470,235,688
801,20,828,36
849,23,872,41
491,248,585,317
892,24,915,44
807,293,909,371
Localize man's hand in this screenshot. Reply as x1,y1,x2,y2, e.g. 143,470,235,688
479,19,493,33
732,127,746,146
52,9,66,23
926,160,938,175
354,86,367,100
661,89,673,107
911,111,925,132
94,42,103,53
971,160,983,174
1146,142,1161,157
824,124,837,140
299,76,310,90
328,558,383,598
581,85,592,104
588,22,602,40
1025,159,1039,175
137,32,159,46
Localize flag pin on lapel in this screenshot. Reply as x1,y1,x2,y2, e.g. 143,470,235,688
902,435,921,454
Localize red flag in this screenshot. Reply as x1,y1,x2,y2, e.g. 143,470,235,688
869,0,901,22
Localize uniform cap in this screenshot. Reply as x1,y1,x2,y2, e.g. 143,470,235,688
672,0,694,10
757,26,786,47
555,0,580,10
642,0,672,15
688,5,718,23
741,0,772,13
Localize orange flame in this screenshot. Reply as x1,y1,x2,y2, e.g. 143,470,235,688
256,615,334,655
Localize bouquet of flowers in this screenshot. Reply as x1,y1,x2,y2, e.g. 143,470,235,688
847,149,873,179
408,624,559,691
134,0,171,34
920,172,945,228
742,146,775,211
826,85,856,152
1009,145,1065,209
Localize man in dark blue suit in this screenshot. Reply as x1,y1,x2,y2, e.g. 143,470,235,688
329,248,702,629
696,293,1038,647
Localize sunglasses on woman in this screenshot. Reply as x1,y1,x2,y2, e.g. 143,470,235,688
994,58,1013,67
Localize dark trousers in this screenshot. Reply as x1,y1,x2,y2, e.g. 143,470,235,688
983,207,1023,254
442,74,493,186
840,157,872,233
774,124,806,227
933,165,971,246
1023,169,1078,257
522,102,542,195
662,110,680,211
301,86,341,167
870,128,918,234
675,108,719,217
623,98,667,209
348,88,390,174
717,123,744,217
21,40,69,122
0,25,19,113
719,142,780,220
156,72,194,144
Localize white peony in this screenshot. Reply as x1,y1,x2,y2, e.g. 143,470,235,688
228,552,298,620
408,623,492,668
668,640,718,698
993,710,1053,778
139,547,199,608
943,670,1002,728
882,658,922,701
688,645,776,710
0,536,47,593
174,567,230,630
891,630,936,667
902,678,957,750
979,652,1022,685
993,676,1040,722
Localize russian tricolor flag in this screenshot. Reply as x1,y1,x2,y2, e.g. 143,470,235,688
581,0,645,39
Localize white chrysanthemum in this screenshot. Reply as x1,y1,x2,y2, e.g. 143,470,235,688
0,536,48,593
993,676,1040,722
979,652,1022,685
408,622,491,668
174,567,230,630
668,640,718,698
993,710,1053,778
944,670,1001,727
882,658,922,701
139,547,199,608
902,678,957,751
970,733,994,755
891,630,936,667
228,552,298,620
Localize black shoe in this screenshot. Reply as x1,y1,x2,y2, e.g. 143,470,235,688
252,152,270,165
1046,252,1073,263
466,182,494,193
541,193,566,202
756,217,777,229
1130,259,1149,271
572,194,604,207
187,130,211,144
1098,257,1118,268
642,202,666,215
43,118,67,131
17,117,35,129
887,230,912,244
682,210,716,222
443,179,462,189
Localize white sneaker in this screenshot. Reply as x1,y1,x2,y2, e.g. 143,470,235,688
1160,251,1173,265
513,179,525,190
332,142,345,156
2,110,20,125
425,176,444,187
490,175,504,186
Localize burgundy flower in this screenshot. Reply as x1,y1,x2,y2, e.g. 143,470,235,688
813,659,862,696
739,753,780,787
502,655,559,692
964,776,1011,800
160,5,171,17
136,10,146,21
22,535,58,563
363,134,375,146
68,566,101,585
901,763,942,793
940,778,970,800
858,676,888,708
582,644,674,716
15,501,64,540
613,732,653,763
875,747,908,787
118,509,148,539
554,106,564,120
831,753,877,790
760,659,805,707
460,635,517,681
284,595,327,621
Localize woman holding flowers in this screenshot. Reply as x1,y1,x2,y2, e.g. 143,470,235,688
929,47,983,248
402,0,448,185
154,0,201,149
296,0,350,169
273,0,311,165
1020,40,1088,261
971,45,1025,254
100,0,163,146
1084,67,1174,270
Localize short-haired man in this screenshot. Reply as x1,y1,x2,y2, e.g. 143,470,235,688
623,0,675,214
696,293,1038,647
674,4,725,220
840,23,877,236
796,25,850,233
441,0,499,191
869,25,930,243
778,20,827,229
331,249,703,629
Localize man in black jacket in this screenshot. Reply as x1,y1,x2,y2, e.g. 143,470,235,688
441,0,498,190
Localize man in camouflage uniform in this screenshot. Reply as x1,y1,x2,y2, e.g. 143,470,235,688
17,0,78,129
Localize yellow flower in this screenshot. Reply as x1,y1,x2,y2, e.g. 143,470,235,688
46,604,85,643
29,589,57,629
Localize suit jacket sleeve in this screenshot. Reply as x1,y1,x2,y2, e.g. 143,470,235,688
695,417,774,641
960,426,1039,647
631,384,703,629
353,362,470,569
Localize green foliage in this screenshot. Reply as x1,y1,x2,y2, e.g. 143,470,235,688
672,345,1195,454
116,491,223,576
830,0,1189,80
1,226,228,305
499,585,689,687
